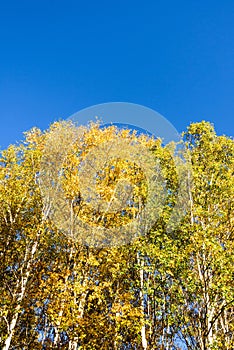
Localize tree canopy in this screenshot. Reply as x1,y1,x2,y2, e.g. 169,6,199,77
0,121,233,349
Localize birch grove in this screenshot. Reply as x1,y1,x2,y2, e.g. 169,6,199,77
0,121,233,349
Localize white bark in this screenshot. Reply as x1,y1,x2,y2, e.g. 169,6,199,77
137,252,147,350
3,239,39,350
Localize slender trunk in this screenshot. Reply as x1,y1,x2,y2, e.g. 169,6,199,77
2,306,20,350
53,307,65,347
68,336,79,350
41,315,50,348
53,245,76,347
3,239,39,350
137,252,147,350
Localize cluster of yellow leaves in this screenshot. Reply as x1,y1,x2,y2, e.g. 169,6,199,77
0,120,233,349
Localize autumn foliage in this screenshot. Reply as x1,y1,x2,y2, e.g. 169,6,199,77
0,121,233,349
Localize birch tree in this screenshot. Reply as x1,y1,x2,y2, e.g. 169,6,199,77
0,120,233,349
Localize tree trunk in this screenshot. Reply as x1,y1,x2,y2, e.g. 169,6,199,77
3,239,39,350
137,252,147,350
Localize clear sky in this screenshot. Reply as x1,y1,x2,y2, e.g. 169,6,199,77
0,0,233,149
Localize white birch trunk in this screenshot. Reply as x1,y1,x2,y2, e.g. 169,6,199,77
3,239,39,350
137,252,147,350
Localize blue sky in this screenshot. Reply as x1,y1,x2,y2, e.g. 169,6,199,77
0,0,233,149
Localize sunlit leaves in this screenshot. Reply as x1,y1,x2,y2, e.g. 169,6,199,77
0,121,233,349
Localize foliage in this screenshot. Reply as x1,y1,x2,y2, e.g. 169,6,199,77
0,121,233,349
